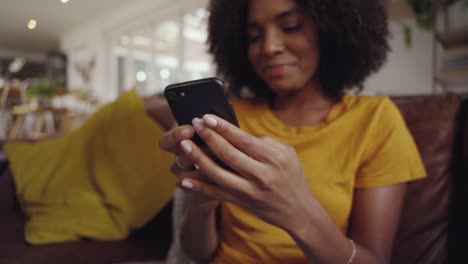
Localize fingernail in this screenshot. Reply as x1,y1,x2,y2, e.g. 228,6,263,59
203,115,218,127
181,179,194,189
194,164,200,170
180,140,192,154
192,118,204,133
180,127,194,138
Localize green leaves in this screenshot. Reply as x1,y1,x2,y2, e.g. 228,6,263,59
406,0,462,30
404,0,465,47
27,79,60,98
404,24,412,47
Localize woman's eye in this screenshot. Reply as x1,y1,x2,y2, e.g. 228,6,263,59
248,34,261,43
283,23,302,32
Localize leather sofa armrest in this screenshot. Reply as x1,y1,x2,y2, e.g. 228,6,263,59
144,95,174,131
0,140,18,213
449,96,468,264
0,165,20,214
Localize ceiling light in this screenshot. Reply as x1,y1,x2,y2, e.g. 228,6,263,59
136,71,147,82
27,19,37,30
61,0,70,3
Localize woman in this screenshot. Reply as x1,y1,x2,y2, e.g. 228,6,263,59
159,0,426,263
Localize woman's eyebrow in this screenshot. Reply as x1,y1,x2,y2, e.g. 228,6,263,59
276,8,299,20
247,8,299,28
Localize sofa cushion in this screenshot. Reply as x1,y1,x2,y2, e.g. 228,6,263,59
0,167,173,264
4,89,176,245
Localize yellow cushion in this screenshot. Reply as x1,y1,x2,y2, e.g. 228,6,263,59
5,89,175,245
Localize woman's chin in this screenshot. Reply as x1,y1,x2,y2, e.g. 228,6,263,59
268,81,302,94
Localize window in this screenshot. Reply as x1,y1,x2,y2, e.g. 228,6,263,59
109,5,213,97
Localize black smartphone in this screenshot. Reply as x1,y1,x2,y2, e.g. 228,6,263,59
164,77,239,147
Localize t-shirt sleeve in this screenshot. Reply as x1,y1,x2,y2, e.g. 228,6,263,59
355,97,427,188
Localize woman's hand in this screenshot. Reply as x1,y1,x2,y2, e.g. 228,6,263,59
159,125,220,211
177,114,315,232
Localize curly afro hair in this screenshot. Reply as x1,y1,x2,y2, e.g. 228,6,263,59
207,0,390,100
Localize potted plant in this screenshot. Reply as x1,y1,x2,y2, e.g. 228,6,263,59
26,78,62,106
404,0,467,46
408,0,461,29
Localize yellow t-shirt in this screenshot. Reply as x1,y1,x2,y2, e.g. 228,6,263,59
211,94,426,264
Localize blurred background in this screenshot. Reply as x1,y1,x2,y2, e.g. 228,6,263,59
0,0,467,139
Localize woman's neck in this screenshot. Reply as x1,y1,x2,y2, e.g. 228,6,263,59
270,82,336,127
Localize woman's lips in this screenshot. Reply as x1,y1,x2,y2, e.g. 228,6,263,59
265,64,293,78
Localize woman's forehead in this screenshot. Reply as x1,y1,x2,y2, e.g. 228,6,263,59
247,0,299,22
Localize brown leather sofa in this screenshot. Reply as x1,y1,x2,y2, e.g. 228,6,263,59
390,94,467,264
0,94,467,264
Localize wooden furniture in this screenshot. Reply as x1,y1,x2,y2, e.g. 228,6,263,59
435,26,468,90
8,105,67,140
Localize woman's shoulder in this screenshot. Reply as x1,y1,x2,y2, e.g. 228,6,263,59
340,94,399,117
341,94,408,133
329,94,400,125
342,93,393,109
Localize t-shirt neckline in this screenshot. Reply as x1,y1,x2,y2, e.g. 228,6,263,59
255,94,349,135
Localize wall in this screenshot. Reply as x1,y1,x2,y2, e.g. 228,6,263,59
0,48,46,62
364,19,434,95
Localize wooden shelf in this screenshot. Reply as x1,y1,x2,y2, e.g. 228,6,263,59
442,45,468,61
436,68,468,85
436,27,468,49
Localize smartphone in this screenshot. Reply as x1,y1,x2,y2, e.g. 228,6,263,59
164,77,239,147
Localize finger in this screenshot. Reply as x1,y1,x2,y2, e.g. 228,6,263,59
170,160,195,175
179,139,254,193
172,150,216,174
177,177,241,205
171,167,201,180
200,114,273,162
176,153,195,169
192,118,265,179
159,125,195,153
260,135,287,150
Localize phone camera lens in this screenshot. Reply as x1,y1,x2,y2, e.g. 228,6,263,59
168,91,177,97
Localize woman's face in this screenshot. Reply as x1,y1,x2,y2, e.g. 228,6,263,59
247,0,320,95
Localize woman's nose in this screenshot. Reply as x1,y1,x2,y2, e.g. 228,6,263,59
262,28,284,56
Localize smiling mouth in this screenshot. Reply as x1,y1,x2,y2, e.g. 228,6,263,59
265,64,292,78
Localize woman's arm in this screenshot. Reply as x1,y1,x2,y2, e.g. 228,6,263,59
290,184,406,264
180,197,220,263
158,117,221,263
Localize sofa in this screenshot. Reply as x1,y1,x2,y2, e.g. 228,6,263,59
0,93,467,264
